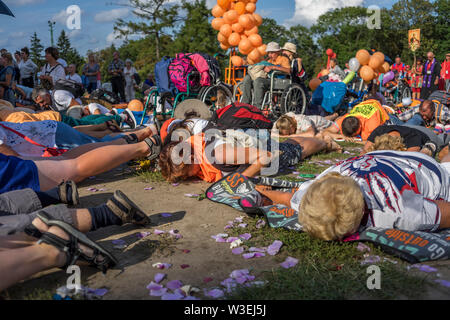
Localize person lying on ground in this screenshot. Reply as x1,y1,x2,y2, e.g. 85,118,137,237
272,113,342,139
0,131,161,193
362,125,439,157
255,150,450,241
160,117,210,144
159,132,331,183
0,186,150,291
32,87,82,112
0,120,156,158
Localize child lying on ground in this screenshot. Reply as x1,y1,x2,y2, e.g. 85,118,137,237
255,150,450,240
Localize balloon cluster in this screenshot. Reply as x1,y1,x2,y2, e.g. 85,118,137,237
349,49,390,82
211,0,265,66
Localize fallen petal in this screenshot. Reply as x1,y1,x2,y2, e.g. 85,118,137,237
267,240,283,256
153,229,165,235
411,264,438,273
87,288,108,296
152,263,172,270
144,187,154,191
184,296,201,300
280,257,299,269
230,269,250,279
182,249,190,254
185,193,200,198
161,292,184,300
231,247,244,255
203,277,213,283
434,279,450,288
180,264,190,269
356,242,371,252
154,273,166,284
249,247,267,253
137,231,151,239
234,216,244,223
239,233,252,241
256,220,266,229
205,289,224,299
150,288,168,297
238,223,248,228
172,183,180,187
166,280,183,290
360,255,381,265
146,282,163,291
226,237,240,243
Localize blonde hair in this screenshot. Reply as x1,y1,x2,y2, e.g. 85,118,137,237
367,134,406,153
275,115,296,135
299,172,365,241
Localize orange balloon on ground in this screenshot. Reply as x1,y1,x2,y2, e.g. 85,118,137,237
228,33,241,46
248,34,262,47
219,24,232,37
218,0,230,10
356,49,371,66
309,78,322,91
252,13,263,26
223,10,239,24
248,48,261,62
257,44,267,56
360,65,375,81
235,2,246,15
239,38,253,55
245,2,256,13
232,22,244,33
244,26,258,36
212,5,225,18
211,18,225,31
128,99,144,112
231,55,244,67
368,56,383,70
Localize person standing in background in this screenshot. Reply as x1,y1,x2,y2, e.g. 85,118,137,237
66,64,82,84
40,47,66,89
421,52,441,100
411,58,424,100
441,53,450,92
83,54,100,94
123,59,137,102
19,47,37,88
108,51,126,103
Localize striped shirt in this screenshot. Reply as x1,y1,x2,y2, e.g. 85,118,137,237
397,102,450,126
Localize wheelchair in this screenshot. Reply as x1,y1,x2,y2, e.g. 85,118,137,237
234,71,307,119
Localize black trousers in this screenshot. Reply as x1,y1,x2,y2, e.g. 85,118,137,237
21,77,34,88
111,77,126,103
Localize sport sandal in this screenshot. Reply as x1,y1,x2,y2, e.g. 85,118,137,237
106,190,150,225
58,180,80,206
144,135,162,161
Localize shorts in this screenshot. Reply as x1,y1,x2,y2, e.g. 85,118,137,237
0,154,40,193
412,88,421,93
278,142,303,169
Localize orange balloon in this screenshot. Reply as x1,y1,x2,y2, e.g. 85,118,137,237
381,62,390,74
248,34,262,47
212,5,225,18
235,2,246,15
356,49,370,66
217,0,230,10
240,34,248,41
250,0,258,2
257,44,267,56
238,38,253,55
239,14,254,30
320,69,330,76
244,26,258,36
247,57,256,65
219,24,232,38
245,2,256,13
309,78,322,91
368,55,383,70
211,18,225,31
223,10,239,24
231,55,244,67
217,32,229,44
228,33,241,47
232,22,244,33
372,52,385,62
252,13,263,26
248,48,261,62
359,65,374,81
220,43,230,50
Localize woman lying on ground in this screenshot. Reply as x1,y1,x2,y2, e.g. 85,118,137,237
0,184,150,291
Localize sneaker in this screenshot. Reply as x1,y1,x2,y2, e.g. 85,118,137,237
122,109,137,129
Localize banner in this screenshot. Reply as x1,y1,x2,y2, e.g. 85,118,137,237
408,29,420,52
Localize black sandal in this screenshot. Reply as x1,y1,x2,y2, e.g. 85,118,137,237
106,121,122,133
123,133,139,144
58,180,79,206
144,135,162,161
106,190,150,225
35,212,118,274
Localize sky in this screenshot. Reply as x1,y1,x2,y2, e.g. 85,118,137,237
0,0,396,56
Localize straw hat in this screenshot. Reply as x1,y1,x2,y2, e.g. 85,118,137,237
282,42,297,54
266,42,281,53
0,99,14,110
66,105,83,119
173,99,211,120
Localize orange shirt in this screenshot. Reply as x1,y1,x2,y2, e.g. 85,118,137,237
188,133,223,183
336,100,389,141
268,55,290,69
0,110,61,123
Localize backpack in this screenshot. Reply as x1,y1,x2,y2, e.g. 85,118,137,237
90,88,120,105
210,102,273,130
188,53,211,87
196,53,221,84
54,79,85,98
429,90,450,107
154,56,176,95
312,82,347,114
168,53,198,93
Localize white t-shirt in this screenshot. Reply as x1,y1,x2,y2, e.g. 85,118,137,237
124,66,137,86
42,63,66,85
66,73,82,84
291,151,450,232
86,103,110,115
0,121,57,157
52,90,82,111
19,59,37,79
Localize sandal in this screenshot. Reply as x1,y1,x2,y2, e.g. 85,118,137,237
123,109,137,129
106,190,150,225
144,135,162,161
123,133,139,145
106,121,122,133
35,212,118,274
58,180,79,206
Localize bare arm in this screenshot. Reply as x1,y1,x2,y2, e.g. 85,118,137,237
435,200,450,229
0,144,20,156
256,187,294,207
214,145,272,177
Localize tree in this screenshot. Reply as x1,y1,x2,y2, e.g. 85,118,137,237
114,0,181,61
288,25,320,79
56,30,84,71
258,18,290,45
30,32,44,68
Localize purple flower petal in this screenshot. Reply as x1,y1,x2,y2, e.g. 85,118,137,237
243,253,256,259
203,277,213,283
184,193,200,198
112,239,126,246
249,247,267,253
161,213,172,218
152,263,172,269
137,232,151,239
161,292,185,300
150,288,168,297
205,289,224,299
411,264,438,273
172,183,180,187
224,224,233,230
184,296,201,300
226,237,239,243
267,240,283,256
146,282,163,291
235,275,255,284
169,229,182,239
154,273,166,284
434,279,450,288
360,255,381,265
215,237,227,243
238,223,248,228
256,220,266,229
166,280,183,290
154,229,165,235
234,217,244,223
356,243,371,252
180,264,190,269
144,187,154,191
232,247,244,255
239,233,252,241
280,257,299,269
230,269,250,279
292,171,300,175
182,249,190,254
87,288,108,296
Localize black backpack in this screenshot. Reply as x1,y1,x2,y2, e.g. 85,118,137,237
54,79,85,98
210,102,273,130
196,53,221,84
90,88,120,105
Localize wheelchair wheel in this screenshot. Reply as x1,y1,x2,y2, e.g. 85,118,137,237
233,81,245,103
280,83,307,115
199,83,234,111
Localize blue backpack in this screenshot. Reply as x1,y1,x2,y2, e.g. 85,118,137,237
154,56,176,95
312,82,347,113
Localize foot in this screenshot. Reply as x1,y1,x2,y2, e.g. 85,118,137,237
132,126,153,142
58,180,80,206
323,135,343,153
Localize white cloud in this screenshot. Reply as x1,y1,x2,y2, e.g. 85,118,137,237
10,32,26,38
94,8,130,23
106,31,124,45
285,0,364,27
3,0,45,6
52,9,70,25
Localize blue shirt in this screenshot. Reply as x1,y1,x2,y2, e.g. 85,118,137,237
0,154,40,193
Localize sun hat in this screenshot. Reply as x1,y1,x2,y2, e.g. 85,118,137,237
282,42,297,54
173,99,212,121
0,99,14,109
266,42,281,53
66,105,83,119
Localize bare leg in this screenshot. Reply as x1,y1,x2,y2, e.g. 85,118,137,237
283,137,327,160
